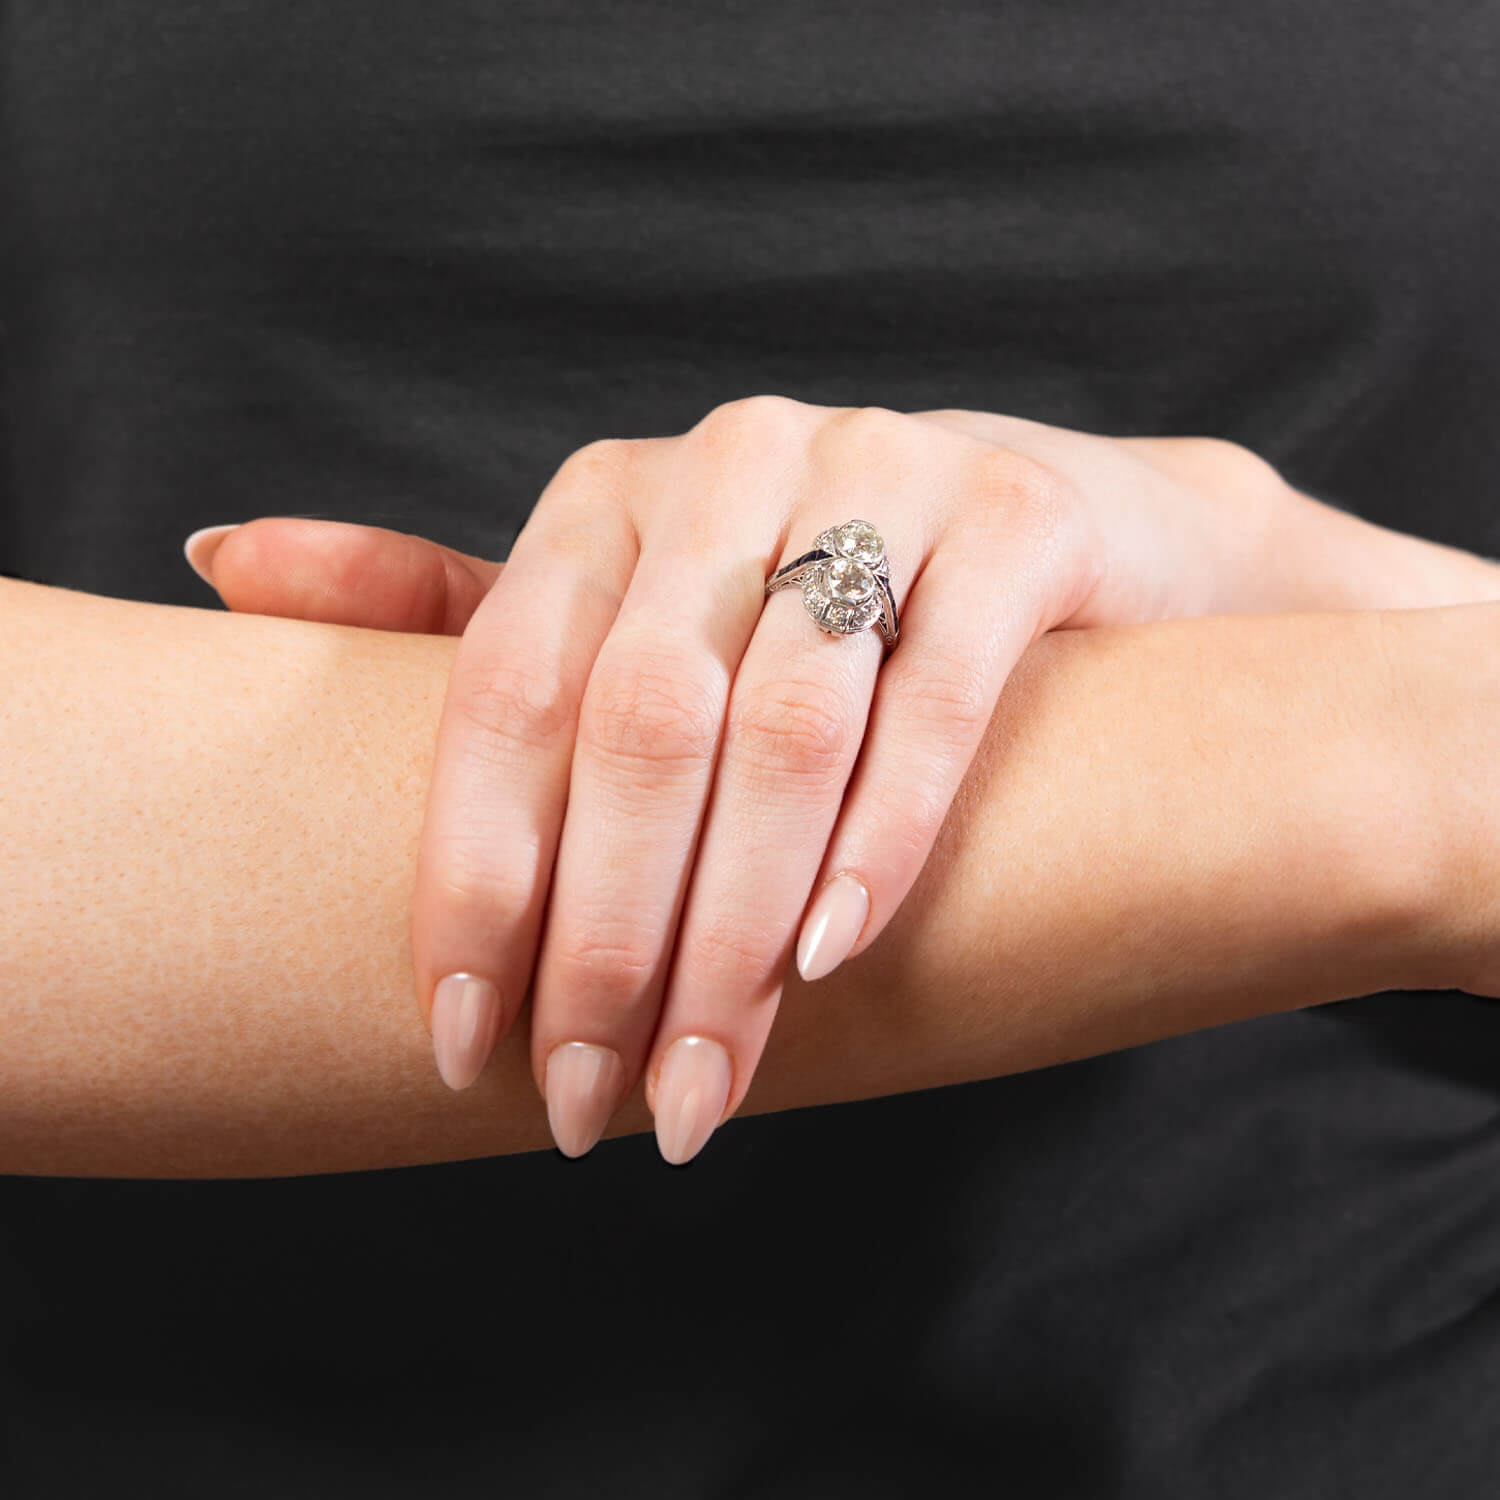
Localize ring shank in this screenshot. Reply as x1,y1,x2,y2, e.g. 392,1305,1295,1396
764,548,834,594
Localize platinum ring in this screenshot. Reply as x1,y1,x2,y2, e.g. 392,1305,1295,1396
763,519,900,650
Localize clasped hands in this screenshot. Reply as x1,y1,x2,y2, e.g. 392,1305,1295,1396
186,396,1424,1162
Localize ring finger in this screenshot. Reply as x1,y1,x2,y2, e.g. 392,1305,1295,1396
642,425,934,1162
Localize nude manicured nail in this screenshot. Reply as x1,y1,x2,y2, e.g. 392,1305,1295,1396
796,873,870,982
430,973,503,1091
183,524,239,584
653,1036,732,1166
545,1042,626,1159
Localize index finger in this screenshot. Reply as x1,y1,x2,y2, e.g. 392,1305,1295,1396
414,444,646,1089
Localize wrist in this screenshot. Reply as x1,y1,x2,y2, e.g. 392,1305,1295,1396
1378,603,1500,997
1208,606,1461,1004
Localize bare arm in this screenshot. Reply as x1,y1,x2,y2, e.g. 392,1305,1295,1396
0,577,1485,1176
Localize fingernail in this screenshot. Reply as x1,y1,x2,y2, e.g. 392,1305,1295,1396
545,1042,626,1159
796,873,871,982
653,1036,732,1166
183,524,239,584
430,973,503,1091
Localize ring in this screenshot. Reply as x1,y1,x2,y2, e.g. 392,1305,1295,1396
763,519,900,650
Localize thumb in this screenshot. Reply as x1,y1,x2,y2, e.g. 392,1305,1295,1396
184,518,502,635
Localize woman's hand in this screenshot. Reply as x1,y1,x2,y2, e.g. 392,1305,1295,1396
185,398,1500,1163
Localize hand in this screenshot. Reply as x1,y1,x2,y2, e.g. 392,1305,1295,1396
183,398,1497,1163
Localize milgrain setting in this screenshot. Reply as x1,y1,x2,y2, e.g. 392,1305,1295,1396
763,519,900,649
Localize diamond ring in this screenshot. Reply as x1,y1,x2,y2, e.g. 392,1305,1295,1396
763,519,899,650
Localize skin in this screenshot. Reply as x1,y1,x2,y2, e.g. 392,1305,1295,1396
189,402,1500,1164
2,574,1498,1179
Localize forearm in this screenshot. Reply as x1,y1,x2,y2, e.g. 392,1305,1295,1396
0,579,1469,1176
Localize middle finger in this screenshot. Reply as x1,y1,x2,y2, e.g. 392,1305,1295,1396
644,411,935,1162
528,403,812,1155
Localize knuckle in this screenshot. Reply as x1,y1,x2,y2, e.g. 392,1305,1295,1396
579,652,723,775
904,654,992,740
966,448,1086,585
688,910,784,983
865,779,954,870
689,393,808,463
971,445,1074,538
452,655,576,761
730,677,853,783
552,436,637,495
532,439,640,555
821,402,913,453
549,918,661,1006
1187,436,1286,494
431,839,538,921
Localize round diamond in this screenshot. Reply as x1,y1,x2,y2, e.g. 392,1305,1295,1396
826,556,876,604
835,521,884,566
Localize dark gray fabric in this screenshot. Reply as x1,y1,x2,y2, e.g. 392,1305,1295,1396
3,3,1499,1493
